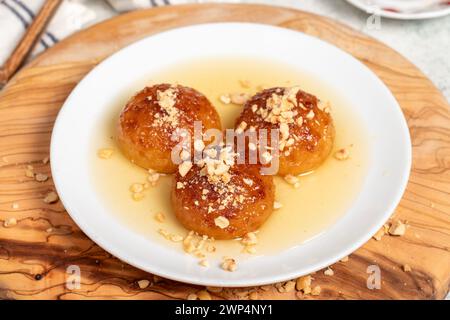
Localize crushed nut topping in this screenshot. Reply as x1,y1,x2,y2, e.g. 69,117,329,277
179,161,193,177
155,212,165,223
221,258,237,272
154,87,180,127
284,175,300,189
273,201,283,210
214,216,230,229
403,264,412,272
219,94,231,104
132,192,144,201
130,183,144,193
230,93,250,105
241,232,258,246
98,148,114,159
199,259,210,268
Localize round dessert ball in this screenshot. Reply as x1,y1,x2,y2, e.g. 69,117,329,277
117,84,222,173
172,149,275,240
234,86,335,176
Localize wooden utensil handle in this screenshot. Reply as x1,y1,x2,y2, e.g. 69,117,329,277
0,0,62,87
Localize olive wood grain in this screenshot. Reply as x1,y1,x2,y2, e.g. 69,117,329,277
0,4,449,300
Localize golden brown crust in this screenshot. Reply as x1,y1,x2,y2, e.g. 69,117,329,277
235,87,335,175
172,164,275,240
117,84,222,173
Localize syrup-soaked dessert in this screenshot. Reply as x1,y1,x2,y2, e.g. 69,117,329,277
172,145,275,240
117,84,222,173
234,86,335,176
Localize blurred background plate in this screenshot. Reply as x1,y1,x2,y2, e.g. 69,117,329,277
345,0,450,19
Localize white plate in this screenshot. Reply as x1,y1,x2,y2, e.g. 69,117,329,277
51,23,411,287
345,0,450,20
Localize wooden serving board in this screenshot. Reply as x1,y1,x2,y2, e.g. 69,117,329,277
1,4,449,300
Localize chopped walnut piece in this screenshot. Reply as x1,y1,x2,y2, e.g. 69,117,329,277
214,216,230,229
179,161,192,177
284,175,300,189
206,286,223,293
388,220,406,236
98,148,114,159
241,232,258,246
147,171,160,185
306,110,315,120
373,227,385,241
43,191,59,204
222,258,237,272
230,93,250,105
176,182,184,189
187,293,198,300
3,217,17,228
42,156,49,164
249,291,259,300
296,275,312,292
197,290,212,300
340,256,349,263
132,192,144,201
11,202,19,209
198,259,209,268
155,212,165,223
324,268,334,276
311,286,322,296
273,201,283,210
403,264,412,272
194,140,205,152
219,94,231,104
130,183,144,193
137,279,150,289
25,167,34,178
169,234,183,242
35,173,48,182
334,148,350,161
284,281,296,292
245,246,257,254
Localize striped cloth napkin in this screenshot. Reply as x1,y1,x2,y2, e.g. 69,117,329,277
0,0,203,66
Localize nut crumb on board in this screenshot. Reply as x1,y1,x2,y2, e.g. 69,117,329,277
197,290,212,300
35,173,49,182
43,191,59,204
137,279,150,289
403,264,412,272
3,217,17,228
324,268,334,276
388,220,406,236
187,293,198,300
